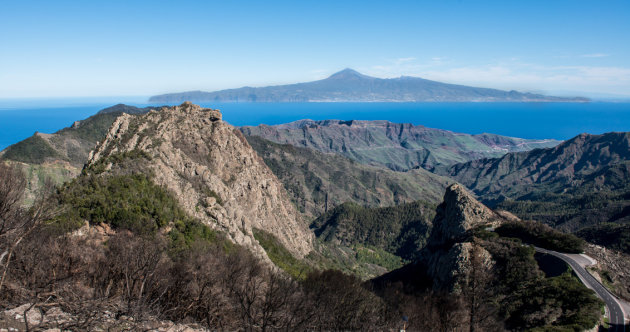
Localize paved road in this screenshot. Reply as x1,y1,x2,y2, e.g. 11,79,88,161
535,247,627,331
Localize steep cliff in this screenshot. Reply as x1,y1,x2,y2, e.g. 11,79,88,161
87,102,313,259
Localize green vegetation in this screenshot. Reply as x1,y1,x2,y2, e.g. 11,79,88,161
495,221,585,253
305,241,387,280
508,272,603,331
1,106,158,170
85,149,152,175
54,150,221,253
57,173,189,232
482,237,602,331
577,223,630,255
443,133,630,235
200,187,223,206
252,228,312,279
58,112,122,143
496,188,630,232
353,245,404,271
311,200,435,260
2,134,62,164
2,112,126,167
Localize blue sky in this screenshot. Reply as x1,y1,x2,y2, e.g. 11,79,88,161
1,0,629,98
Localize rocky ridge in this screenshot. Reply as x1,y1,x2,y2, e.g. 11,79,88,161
241,119,560,171
88,102,313,259
442,132,630,200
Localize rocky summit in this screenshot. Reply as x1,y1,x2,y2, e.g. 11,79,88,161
422,183,504,291
428,183,503,248
88,102,314,259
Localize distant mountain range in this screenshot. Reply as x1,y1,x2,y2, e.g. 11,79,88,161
149,68,589,103
241,119,560,171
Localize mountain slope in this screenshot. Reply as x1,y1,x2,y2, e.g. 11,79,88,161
0,105,163,205
87,102,314,258
310,201,435,260
440,132,630,230
1,104,158,168
241,119,560,171
443,132,630,197
245,135,451,217
149,68,588,103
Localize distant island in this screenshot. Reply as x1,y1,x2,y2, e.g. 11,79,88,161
149,68,589,103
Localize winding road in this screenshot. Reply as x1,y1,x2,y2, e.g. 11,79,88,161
534,247,627,331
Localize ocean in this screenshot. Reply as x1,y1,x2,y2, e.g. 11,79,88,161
1,100,629,151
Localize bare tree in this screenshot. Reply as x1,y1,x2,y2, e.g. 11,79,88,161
431,291,466,332
102,233,168,318
0,163,55,292
461,244,500,332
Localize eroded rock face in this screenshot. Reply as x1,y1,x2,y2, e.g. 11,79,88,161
88,102,313,259
425,242,493,293
428,183,502,248
422,183,503,291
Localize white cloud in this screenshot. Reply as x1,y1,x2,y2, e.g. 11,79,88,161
417,63,630,96
359,56,630,96
581,53,609,58
394,57,416,64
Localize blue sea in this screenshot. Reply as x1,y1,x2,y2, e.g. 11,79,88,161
1,99,629,151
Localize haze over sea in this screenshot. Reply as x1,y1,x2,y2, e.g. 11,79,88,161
1,99,629,151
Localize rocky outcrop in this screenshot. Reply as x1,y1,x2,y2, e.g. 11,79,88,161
425,242,493,293
421,184,504,291
1,303,207,331
427,184,503,248
88,102,314,259
585,244,630,303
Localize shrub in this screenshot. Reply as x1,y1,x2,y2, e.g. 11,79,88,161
252,228,312,279
496,221,585,253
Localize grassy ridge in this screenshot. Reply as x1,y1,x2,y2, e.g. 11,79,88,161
2,134,62,164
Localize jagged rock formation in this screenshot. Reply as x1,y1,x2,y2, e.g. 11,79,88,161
421,184,502,291
428,184,503,248
88,102,313,259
